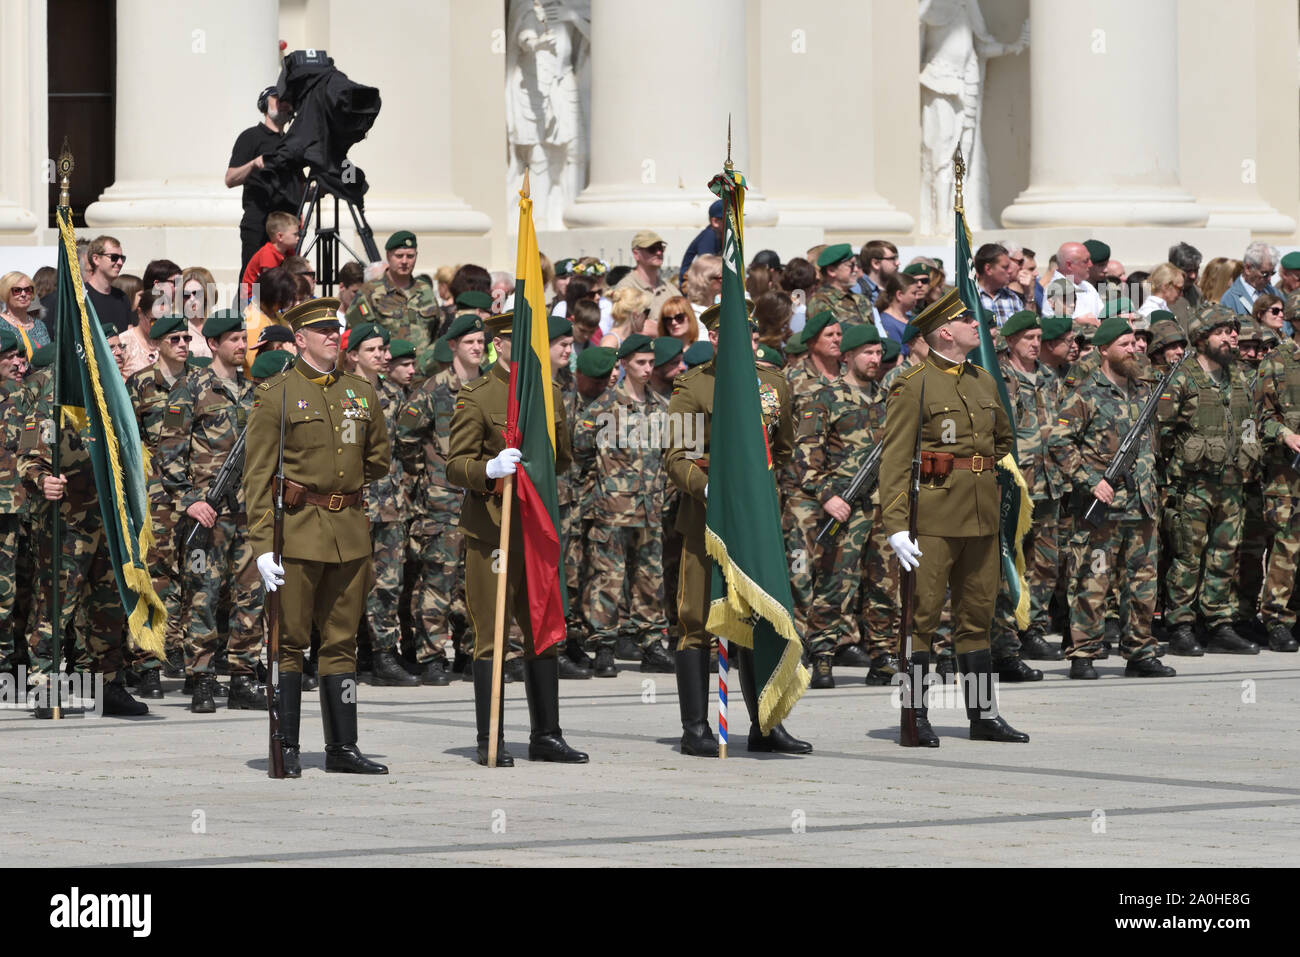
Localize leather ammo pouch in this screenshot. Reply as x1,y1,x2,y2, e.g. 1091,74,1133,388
920,451,954,482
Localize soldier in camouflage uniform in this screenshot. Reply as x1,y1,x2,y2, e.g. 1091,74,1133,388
1047,317,1176,678
1252,309,1300,652
125,314,191,686
782,310,842,638
348,323,420,688
807,243,873,327
159,312,266,711
800,323,892,689
0,328,25,675
649,338,686,649
572,334,675,676
1233,320,1270,638
1157,303,1261,656
394,313,484,682
18,347,150,716
345,230,440,373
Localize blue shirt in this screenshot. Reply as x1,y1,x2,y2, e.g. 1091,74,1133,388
678,225,722,281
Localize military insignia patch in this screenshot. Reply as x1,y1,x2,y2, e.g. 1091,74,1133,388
1057,417,1069,426
297,400,309,409
455,400,466,410
405,407,419,417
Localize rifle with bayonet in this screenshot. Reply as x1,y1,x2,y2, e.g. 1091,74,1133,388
267,392,286,779
814,442,883,545
1080,352,1186,529
184,423,250,549
898,381,923,748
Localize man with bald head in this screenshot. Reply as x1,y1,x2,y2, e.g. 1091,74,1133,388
1043,242,1104,322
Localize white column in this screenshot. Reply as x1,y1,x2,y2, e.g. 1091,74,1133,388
85,0,280,228
564,0,775,228
752,0,911,234
1001,0,1206,229
322,0,490,238
0,0,45,235
1177,0,1295,234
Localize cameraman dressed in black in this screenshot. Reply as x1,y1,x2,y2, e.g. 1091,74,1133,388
226,86,305,277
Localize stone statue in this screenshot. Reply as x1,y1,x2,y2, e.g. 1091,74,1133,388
505,0,591,232
919,0,1028,235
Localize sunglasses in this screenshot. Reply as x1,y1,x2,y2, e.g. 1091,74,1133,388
10,286,33,296
98,253,126,264
643,243,667,254
662,312,689,322
1268,306,1284,314
184,288,204,299
165,334,193,344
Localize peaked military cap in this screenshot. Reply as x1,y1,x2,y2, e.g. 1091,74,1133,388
283,297,342,332
909,287,969,337
484,312,513,338
698,297,755,331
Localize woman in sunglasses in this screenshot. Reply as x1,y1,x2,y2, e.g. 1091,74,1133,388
657,295,699,348
181,266,219,358
0,271,48,359
1251,292,1285,337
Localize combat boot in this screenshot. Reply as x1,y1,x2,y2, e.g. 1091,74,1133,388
810,654,834,689
1166,623,1204,656
865,654,900,686
320,673,388,774
993,657,1043,682
136,668,164,699
564,633,593,671
737,646,811,754
1124,656,1177,678
184,673,228,697
370,649,419,687
162,645,185,678
228,673,268,710
900,652,939,747
522,656,589,762
639,640,675,673
472,658,513,767
833,644,872,668
1205,623,1259,655
190,673,218,713
614,635,643,661
276,672,303,778
935,653,956,678
1019,626,1063,661
1068,658,1098,680
558,653,592,679
101,677,149,717
674,648,718,757
1268,625,1299,653
420,659,451,685
503,657,525,683
958,649,1029,743
593,647,617,677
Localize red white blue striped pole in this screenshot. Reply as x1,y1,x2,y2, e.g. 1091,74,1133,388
717,636,728,759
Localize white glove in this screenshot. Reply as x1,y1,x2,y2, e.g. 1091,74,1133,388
486,447,522,480
256,553,285,593
888,532,922,572
703,482,708,500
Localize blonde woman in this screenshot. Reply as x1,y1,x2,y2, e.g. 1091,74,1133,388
602,286,651,353
181,266,218,358
1198,257,1242,306
1138,262,1186,320
0,271,49,358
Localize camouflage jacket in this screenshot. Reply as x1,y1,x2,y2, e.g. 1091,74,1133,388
1157,357,1260,485
345,273,439,372
158,366,255,515
365,378,409,523
555,370,576,508
1253,344,1300,496
572,379,668,527
1048,366,1158,520
126,363,184,505
0,378,25,514
999,358,1062,501
783,354,840,500
807,284,872,328
17,371,98,522
796,376,884,508
393,366,467,520
880,353,924,393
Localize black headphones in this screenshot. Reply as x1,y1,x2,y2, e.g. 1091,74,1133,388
257,86,277,115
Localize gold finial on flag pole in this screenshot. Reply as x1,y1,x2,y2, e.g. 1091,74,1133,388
952,145,966,214
57,137,75,209
725,114,733,172
521,167,531,199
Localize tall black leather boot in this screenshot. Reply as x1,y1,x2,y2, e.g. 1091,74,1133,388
472,658,513,767
735,646,812,754
276,672,302,778
957,649,1029,743
901,651,940,747
320,673,389,773
675,648,718,757
522,656,589,763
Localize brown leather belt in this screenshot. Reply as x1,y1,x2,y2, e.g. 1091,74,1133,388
279,478,362,511
951,455,992,473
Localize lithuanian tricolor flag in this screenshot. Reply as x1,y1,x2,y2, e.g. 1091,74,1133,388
504,173,567,653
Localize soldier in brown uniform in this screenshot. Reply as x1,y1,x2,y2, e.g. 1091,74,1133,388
445,312,588,767
880,289,1029,745
665,311,811,757
243,298,391,777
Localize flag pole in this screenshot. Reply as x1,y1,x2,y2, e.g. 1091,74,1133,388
713,118,736,760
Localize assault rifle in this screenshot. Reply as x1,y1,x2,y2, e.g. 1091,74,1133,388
184,424,249,549
814,443,883,545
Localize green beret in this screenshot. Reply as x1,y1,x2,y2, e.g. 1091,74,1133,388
881,338,901,363
250,349,294,379
901,323,920,345
653,336,684,368
1281,251,1300,271
816,243,853,269
385,230,417,251
1091,317,1133,348
576,345,618,378
102,323,120,340
202,309,242,339
433,336,452,364
617,333,654,359
148,314,185,339
682,341,714,367
1189,302,1239,342
389,338,415,361
186,355,212,370
0,326,18,354
901,263,931,278
455,291,493,311
1083,239,1111,264
548,315,572,341
31,343,54,368
840,323,881,353
1039,315,1074,343
802,310,836,342
1148,318,1188,354
348,322,388,351
1000,310,1040,338
754,344,784,369
446,312,484,340
1099,298,1135,320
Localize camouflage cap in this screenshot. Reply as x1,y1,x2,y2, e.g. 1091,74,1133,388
652,336,684,367
148,314,186,339
385,230,417,251
201,309,242,339
1148,318,1188,354
682,341,714,367
389,338,416,361
446,312,484,340
1188,302,1239,342
816,243,854,269
283,297,342,332
881,338,901,363
1072,320,1095,342
1236,318,1266,343
839,322,881,352
250,348,294,380
547,315,573,341
576,345,618,378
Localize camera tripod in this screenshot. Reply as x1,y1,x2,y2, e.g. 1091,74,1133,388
295,173,380,295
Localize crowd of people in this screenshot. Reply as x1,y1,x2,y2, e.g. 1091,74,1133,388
0,214,1296,727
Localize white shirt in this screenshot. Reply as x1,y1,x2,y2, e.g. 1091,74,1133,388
1043,270,1105,319
1137,295,1167,320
